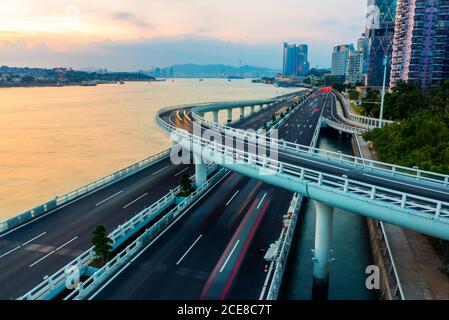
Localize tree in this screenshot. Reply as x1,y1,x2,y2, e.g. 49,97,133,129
21,75,34,84
429,80,449,113
349,89,360,101
91,225,112,266
179,173,194,196
383,81,427,120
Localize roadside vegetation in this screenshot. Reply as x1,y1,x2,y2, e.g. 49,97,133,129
178,173,194,197
362,80,449,274
91,225,113,267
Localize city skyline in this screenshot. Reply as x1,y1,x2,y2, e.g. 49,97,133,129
0,0,366,70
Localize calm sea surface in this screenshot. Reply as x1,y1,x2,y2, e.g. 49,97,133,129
0,79,297,220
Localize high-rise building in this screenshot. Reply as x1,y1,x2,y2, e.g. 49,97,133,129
296,44,310,76
357,33,370,80
364,0,397,86
331,44,354,76
390,0,449,89
346,50,365,85
282,43,310,77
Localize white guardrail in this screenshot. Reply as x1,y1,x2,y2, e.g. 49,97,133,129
19,167,226,300
64,167,228,300
0,149,171,234
265,193,302,300
321,117,368,135
158,112,449,224
334,91,394,128
189,102,449,187
352,134,405,300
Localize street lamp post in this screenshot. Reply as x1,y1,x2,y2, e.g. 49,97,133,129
379,55,387,128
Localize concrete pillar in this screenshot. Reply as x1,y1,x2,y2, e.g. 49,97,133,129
240,107,245,119
312,200,334,300
213,110,219,124
250,106,255,114
193,153,207,188
227,109,232,123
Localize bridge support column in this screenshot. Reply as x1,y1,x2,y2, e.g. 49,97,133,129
213,110,219,124
250,106,255,114
193,154,207,188
312,200,334,300
240,107,245,119
227,109,232,123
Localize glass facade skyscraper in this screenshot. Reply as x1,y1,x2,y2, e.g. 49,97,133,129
282,43,310,77
364,0,397,86
390,0,449,89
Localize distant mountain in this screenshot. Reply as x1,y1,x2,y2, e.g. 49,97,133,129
145,64,280,78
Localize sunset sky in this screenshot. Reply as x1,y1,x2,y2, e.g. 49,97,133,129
0,0,367,70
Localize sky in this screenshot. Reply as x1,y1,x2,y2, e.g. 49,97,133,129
0,0,367,71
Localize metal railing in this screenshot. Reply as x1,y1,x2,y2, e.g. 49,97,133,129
18,163,219,300
265,193,302,300
0,149,171,234
18,182,178,300
187,105,449,187
321,116,368,135
64,168,229,300
165,126,449,224
333,91,394,128
377,221,405,299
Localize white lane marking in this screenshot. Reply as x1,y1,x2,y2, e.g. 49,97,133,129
88,171,231,300
299,131,303,135
95,190,123,206
55,236,79,251
0,231,47,258
257,193,267,209
363,174,449,195
29,251,55,268
220,240,240,273
225,190,240,206
297,124,300,128
285,130,289,134
176,234,203,265
291,156,350,172
21,232,47,247
0,246,21,258
174,167,189,177
123,193,148,209
0,158,167,239
294,139,298,144
152,165,170,176
29,236,79,267
309,125,313,128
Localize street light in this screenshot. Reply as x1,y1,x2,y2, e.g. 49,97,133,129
378,10,391,128
379,55,388,128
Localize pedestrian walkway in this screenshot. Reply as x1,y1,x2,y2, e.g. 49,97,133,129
355,134,449,300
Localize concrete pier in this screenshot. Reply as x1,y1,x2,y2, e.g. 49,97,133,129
213,110,219,124
193,154,207,188
227,109,232,123
312,200,334,300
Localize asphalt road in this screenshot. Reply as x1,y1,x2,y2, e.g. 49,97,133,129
0,91,305,299
90,91,322,300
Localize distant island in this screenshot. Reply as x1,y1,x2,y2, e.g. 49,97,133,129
0,66,154,88
143,64,279,79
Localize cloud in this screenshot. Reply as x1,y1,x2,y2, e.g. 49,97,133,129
111,11,152,29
